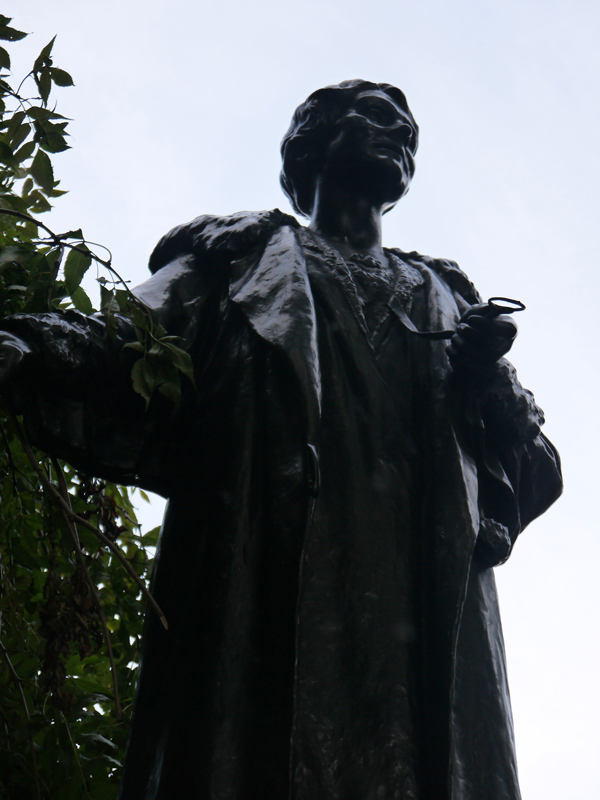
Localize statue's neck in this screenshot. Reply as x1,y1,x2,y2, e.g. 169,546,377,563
308,179,386,262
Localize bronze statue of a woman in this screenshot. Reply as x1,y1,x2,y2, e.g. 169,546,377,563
0,81,562,800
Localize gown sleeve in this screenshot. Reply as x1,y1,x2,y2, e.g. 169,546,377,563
446,278,563,567
470,358,563,566
0,253,220,497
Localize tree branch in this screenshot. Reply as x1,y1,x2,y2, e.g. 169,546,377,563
9,414,168,631
52,457,122,720
0,207,57,238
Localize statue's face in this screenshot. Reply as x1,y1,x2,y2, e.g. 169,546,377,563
321,89,416,209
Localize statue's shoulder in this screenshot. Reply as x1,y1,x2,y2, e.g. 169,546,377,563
148,209,300,274
389,248,481,304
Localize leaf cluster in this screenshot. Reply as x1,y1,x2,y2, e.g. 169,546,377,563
0,20,172,799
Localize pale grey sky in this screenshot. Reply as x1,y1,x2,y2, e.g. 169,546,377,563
10,1,600,796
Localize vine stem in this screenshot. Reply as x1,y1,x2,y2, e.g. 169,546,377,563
1,209,179,364
60,712,93,799
9,414,168,631
0,639,42,800
52,457,122,720
46,242,64,310
0,208,112,268
0,208,161,333
0,416,19,499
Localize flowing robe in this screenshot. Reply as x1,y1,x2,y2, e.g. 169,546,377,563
2,210,562,800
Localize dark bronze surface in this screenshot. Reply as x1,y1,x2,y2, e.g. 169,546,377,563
0,80,562,800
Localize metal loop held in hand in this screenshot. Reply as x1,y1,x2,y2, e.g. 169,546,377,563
394,296,526,340
486,297,526,317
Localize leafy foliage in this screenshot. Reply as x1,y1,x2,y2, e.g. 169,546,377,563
0,19,180,798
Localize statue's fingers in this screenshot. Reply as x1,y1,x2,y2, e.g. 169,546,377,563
466,314,517,339
459,304,490,322
448,325,512,368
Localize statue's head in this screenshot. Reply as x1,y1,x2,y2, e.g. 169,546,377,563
280,80,419,218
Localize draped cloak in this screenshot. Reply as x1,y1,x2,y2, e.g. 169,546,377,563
3,210,562,800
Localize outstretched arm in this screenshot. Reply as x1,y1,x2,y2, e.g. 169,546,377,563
0,253,219,496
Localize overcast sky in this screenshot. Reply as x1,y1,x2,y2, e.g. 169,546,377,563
10,1,600,796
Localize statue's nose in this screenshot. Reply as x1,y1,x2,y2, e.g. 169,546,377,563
389,122,415,147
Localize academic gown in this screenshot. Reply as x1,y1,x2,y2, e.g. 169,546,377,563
2,210,563,800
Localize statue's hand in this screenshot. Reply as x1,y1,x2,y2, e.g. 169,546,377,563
447,304,517,376
0,331,33,388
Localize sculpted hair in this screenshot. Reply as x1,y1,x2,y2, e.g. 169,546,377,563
280,80,419,218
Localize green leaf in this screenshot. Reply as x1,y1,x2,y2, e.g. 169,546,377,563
63,247,91,293
161,341,195,384
79,732,117,750
63,228,83,240
11,123,31,150
69,285,93,314
105,309,118,340
0,23,27,42
142,526,161,545
0,46,10,70
114,289,131,313
36,70,52,105
28,188,52,213
99,284,118,314
38,131,69,154
22,515,44,530
0,139,13,162
26,106,52,123
130,358,152,405
34,37,56,71
29,148,54,192
0,245,32,266
6,110,26,134
13,141,36,164
158,378,181,405
122,341,145,353
50,68,73,87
